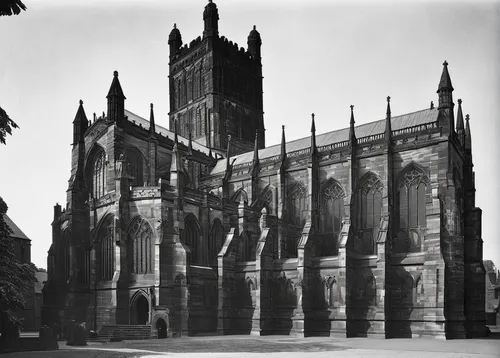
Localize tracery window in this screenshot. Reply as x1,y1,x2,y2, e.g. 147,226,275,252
356,173,383,255
97,216,115,280
453,169,463,236
396,166,429,253
92,151,107,199
289,182,307,228
318,179,345,257
129,217,153,274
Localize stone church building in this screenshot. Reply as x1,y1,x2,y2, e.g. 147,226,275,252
43,1,487,339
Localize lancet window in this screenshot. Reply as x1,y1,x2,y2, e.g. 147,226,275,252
92,151,107,199
97,216,115,280
125,148,143,187
182,215,202,266
289,182,307,228
356,173,383,255
318,179,345,256
129,217,153,274
209,218,224,264
396,165,429,253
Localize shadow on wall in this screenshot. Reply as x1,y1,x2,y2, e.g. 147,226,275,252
346,268,377,337
232,276,256,334
386,267,417,338
268,272,297,335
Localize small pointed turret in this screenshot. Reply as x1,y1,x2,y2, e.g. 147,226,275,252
149,103,156,138
106,70,126,125
349,105,356,147
310,113,317,154
168,23,182,58
385,96,392,145
465,114,472,151
203,0,219,39
72,99,88,145
280,125,287,161
437,61,454,110
456,99,465,145
253,129,259,164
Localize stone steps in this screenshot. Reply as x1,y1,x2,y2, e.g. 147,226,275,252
92,325,152,341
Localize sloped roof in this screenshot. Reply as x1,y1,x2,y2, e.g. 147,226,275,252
3,214,30,241
124,109,210,155
211,107,439,175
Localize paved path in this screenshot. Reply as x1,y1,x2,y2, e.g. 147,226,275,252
3,335,500,357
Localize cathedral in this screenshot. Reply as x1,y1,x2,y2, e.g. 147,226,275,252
43,1,487,339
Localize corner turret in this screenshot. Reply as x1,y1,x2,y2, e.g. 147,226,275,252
203,0,219,39
247,25,262,60
168,23,182,58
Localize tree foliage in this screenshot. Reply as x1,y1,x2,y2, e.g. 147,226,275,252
0,107,19,145
0,0,26,16
0,197,36,330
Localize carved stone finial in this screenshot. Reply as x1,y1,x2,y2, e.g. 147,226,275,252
387,96,390,103
173,23,177,29
430,101,434,109
443,60,448,66
311,113,315,120
350,104,354,110
253,25,256,30
113,70,118,77
79,99,83,105
457,98,462,105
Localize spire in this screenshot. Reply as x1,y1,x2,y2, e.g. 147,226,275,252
456,99,464,130
310,113,316,154
203,0,219,39
149,103,156,138
349,105,356,146
280,125,287,161
107,70,126,98
456,99,465,145
253,129,259,164
385,96,392,144
72,99,88,145
465,114,472,151
437,61,454,109
106,70,126,125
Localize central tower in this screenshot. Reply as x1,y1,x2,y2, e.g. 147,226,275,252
168,0,265,155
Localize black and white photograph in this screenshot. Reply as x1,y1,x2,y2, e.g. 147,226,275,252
0,0,499,357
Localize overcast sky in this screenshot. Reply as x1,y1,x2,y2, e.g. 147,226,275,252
0,0,499,269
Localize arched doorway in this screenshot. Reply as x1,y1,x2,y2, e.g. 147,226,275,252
156,318,167,338
131,294,149,325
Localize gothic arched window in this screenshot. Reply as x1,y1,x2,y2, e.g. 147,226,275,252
182,215,202,266
356,173,383,255
92,151,107,199
209,218,224,264
396,165,429,253
97,216,115,281
289,182,307,228
125,148,143,187
129,217,153,274
318,179,345,257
